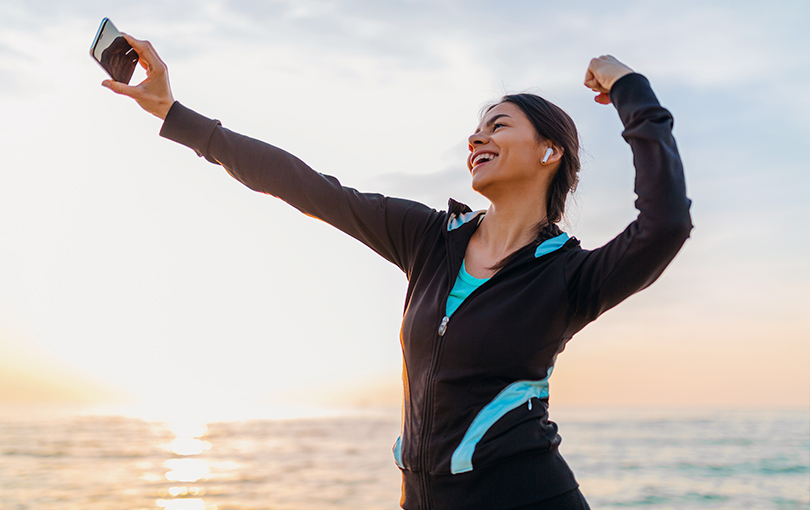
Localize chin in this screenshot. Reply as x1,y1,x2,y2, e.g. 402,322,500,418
469,175,485,194
470,178,493,199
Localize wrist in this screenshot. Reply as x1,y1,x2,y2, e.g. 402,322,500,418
608,69,633,90
155,98,175,120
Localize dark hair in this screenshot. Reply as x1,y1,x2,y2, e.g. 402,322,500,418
490,93,581,225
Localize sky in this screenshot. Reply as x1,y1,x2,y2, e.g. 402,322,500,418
0,0,807,418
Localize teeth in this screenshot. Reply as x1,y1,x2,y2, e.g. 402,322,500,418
473,153,495,166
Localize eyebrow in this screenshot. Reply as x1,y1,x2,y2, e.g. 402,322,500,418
475,113,511,133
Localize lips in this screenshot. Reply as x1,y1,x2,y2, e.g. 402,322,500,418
470,150,498,171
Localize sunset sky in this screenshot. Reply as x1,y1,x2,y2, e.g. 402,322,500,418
0,0,807,417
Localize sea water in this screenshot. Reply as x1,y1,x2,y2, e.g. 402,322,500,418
0,406,806,509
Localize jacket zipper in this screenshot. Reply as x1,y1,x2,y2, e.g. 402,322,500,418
417,263,500,509
417,244,460,510
418,306,448,510
416,223,553,507
437,316,450,336
417,246,542,507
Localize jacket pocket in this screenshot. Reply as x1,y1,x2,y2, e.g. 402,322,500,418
450,373,553,474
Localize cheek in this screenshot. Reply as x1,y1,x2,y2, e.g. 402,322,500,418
517,140,546,168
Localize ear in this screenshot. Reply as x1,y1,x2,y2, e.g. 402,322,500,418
541,145,563,165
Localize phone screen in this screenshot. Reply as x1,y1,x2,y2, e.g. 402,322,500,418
90,18,139,84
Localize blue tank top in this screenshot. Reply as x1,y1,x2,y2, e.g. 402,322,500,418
446,260,490,317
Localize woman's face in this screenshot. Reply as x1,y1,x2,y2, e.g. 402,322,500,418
467,102,550,198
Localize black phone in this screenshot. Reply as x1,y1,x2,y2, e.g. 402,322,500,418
90,18,139,84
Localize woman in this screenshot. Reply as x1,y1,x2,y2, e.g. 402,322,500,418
104,36,692,510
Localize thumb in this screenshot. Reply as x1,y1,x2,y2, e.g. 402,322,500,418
594,92,611,105
102,79,139,98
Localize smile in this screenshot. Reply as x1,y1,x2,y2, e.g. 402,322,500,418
471,152,497,168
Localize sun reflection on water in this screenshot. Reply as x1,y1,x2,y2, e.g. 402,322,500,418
158,419,215,509
167,436,212,456
169,421,209,440
157,486,206,497
165,458,210,482
155,499,209,510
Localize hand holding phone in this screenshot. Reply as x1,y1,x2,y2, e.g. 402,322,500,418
90,18,138,84
94,21,175,120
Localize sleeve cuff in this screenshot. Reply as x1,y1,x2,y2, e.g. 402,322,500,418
609,73,661,125
159,101,221,160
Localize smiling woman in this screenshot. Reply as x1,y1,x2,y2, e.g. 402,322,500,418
102,34,692,510
465,94,582,276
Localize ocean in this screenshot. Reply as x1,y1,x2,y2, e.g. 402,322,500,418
0,406,807,509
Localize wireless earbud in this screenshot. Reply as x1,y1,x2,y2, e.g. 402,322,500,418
542,147,553,164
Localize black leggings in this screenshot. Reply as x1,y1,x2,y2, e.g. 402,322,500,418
510,488,591,510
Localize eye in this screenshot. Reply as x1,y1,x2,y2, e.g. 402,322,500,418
492,123,506,131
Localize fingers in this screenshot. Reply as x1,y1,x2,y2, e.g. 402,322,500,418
584,64,610,105
121,33,167,75
101,33,174,119
588,55,633,81
584,55,633,105
584,68,607,94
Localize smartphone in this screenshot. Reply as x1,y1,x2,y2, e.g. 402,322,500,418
90,18,138,84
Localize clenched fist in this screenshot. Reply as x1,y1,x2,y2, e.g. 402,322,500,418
584,55,634,105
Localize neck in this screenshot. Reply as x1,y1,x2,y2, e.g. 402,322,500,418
475,194,548,261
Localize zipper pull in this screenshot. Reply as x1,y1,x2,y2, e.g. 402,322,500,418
438,316,450,336
528,399,533,410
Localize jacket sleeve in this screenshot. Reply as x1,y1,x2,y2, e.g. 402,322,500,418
564,73,693,332
158,103,439,276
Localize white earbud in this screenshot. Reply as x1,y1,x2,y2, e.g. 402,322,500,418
542,147,553,164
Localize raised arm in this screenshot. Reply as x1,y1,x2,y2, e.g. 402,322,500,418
102,35,440,276
565,57,693,332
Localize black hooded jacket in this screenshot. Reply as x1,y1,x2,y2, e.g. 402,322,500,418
160,73,692,509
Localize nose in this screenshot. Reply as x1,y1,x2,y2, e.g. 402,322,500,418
468,131,487,150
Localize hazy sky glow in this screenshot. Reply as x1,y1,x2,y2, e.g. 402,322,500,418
0,0,807,416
